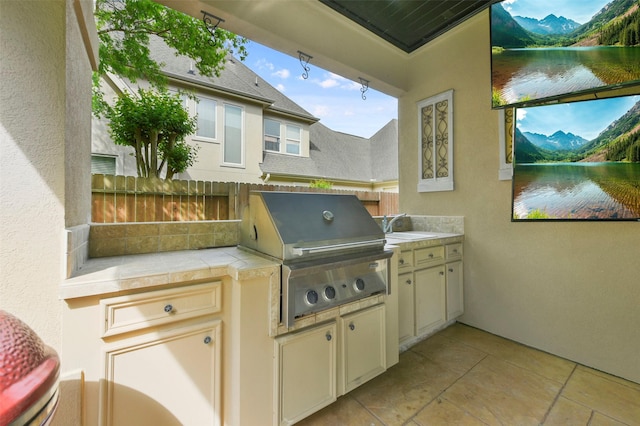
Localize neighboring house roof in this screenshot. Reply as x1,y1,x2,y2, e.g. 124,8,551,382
261,119,398,183
150,37,317,122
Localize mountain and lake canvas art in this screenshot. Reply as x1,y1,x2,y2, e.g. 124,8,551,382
491,0,640,108
512,95,640,220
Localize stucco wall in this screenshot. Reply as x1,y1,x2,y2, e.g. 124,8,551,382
1,1,93,423
399,11,640,384
0,0,66,345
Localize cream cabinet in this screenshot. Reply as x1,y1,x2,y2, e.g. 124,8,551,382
398,271,415,343
275,304,386,425
99,282,223,426
415,265,446,336
396,240,464,347
275,321,337,426
446,260,464,320
341,304,386,393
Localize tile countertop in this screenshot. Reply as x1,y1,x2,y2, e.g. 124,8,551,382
384,232,464,247
60,246,279,300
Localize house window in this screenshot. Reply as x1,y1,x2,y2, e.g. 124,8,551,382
223,104,243,166
91,155,116,175
285,125,301,155
264,119,280,152
196,97,216,140
417,89,454,192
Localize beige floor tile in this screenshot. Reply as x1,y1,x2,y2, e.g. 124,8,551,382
413,398,488,426
590,412,632,426
579,365,640,393
562,367,640,425
543,396,592,425
442,355,562,426
351,350,463,426
440,324,575,383
410,333,487,375
295,394,382,426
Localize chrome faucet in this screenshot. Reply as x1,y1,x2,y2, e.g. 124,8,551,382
382,213,406,233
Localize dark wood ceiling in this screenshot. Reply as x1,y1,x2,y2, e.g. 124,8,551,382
319,0,495,53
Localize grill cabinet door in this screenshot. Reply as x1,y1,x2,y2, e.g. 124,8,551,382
275,322,337,425
341,304,386,393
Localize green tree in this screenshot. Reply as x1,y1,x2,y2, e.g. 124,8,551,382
94,0,247,99
106,89,197,179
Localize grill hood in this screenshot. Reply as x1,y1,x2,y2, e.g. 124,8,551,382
240,192,385,262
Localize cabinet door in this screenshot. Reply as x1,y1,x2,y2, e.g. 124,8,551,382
342,304,386,393
446,261,464,320
276,322,337,426
102,320,221,426
398,272,415,344
415,265,446,336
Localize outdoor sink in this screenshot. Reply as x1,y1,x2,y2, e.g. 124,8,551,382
385,232,439,241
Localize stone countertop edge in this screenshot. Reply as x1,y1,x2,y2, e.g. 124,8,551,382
384,232,464,246
59,246,280,300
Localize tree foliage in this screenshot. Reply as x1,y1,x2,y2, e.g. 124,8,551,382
93,0,248,178
598,5,640,46
94,0,247,93
107,89,197,179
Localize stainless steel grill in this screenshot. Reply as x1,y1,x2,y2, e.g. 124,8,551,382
240,191,391,327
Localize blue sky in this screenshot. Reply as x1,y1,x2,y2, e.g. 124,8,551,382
244,40,398,139
500,0,610,24
516,95,640,140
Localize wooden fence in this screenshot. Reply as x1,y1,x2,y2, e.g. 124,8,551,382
91,175,398,223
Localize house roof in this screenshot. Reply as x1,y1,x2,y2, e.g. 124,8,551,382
150,37,317,123
261,119,398,184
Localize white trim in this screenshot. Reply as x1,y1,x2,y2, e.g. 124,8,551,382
417,89,454,192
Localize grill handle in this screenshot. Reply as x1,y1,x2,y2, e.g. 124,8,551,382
291,239,386,256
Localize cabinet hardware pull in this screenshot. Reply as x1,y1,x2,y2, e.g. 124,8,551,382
325,332,332,341
164,304,173,313
449,268,454,272
349,323,355,331
439,271,444,276
204,336,212,344
399,259,405,265
406,279,412,285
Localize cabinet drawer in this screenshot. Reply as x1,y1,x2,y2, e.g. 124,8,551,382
101,281,222,337
398,250,414,270
446,243,463,261
414,246,445,267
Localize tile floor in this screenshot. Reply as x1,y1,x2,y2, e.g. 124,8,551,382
298,323,640,426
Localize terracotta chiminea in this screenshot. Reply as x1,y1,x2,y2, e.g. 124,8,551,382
0,310,60,425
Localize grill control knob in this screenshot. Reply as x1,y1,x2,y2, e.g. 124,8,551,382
306,290,319,305
324,286,336,300
354,278,365,291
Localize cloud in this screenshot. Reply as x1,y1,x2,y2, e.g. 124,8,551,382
319,78,339,88
255,58,274,72
516,109,527,121
273,68,290,79
312,105,331,117
275,83,286,92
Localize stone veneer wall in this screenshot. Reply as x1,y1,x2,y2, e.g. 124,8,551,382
374,215,464,234
88,220,240,258
64,224,90,278
409,215,464,234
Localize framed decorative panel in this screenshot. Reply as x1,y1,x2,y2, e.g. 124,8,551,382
499,108,514,180
417,90,454,192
